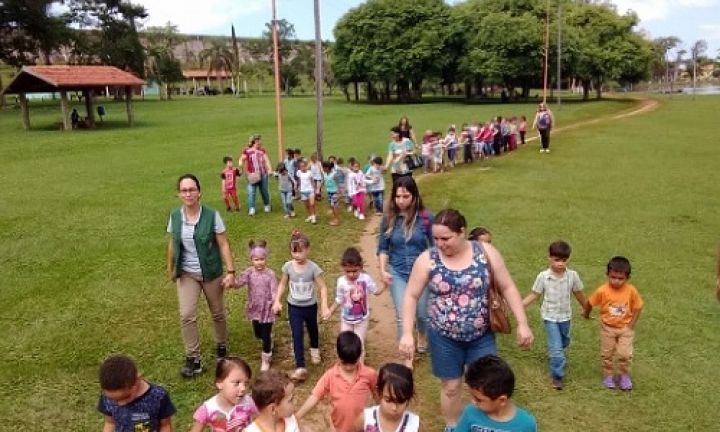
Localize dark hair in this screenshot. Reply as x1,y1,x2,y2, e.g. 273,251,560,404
548,241,572,259
276,162,287,174
341,247,363,267
252,369,291,410
398,116,412,129
99,354,138,391
322,160,335,171
177,174,201,192
376,363,414,404
328,155,337,161
337,157,345,165
289,229,310,252
223,156,233,164
465,355,515,400
347,157,357,165
607,256,631,277
215,356,252,382
337,331,363,364
390,126,402,134
433,209,467,234
385,176,425,238
372,156,383,165
468,227,491,241
286,149,295,157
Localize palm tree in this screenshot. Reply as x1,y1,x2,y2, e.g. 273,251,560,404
199,39,236,91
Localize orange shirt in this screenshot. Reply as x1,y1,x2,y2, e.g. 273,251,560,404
311,362,377,432
588,282,644,328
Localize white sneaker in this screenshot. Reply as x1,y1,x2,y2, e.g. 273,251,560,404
358,213,365,220
539,149,545,153
283,214,290,219
290,211,296,217
311,215,317,224
260,352,272,372
305,216,313,222
264,205,271,213
545,149,550,153
347,205,353,213
248,207,256,216
354,210,359,217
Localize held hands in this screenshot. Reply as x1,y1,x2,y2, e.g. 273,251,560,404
272,301,283,316
380,270,393,286
321,306,332,321
221,273,235,289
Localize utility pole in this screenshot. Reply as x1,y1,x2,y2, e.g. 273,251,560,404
556,0,562,106
542,0,550,103
313,0,324,160
271,0,285,162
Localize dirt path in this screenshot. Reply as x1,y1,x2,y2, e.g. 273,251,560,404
301,96,659,431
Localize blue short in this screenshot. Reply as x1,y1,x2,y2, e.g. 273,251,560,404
300,191,314,201
428,326,497,380
327,191,338,208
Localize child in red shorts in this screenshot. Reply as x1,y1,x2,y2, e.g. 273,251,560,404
221,156,240,212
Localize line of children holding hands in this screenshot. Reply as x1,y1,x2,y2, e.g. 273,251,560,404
97,228,642,431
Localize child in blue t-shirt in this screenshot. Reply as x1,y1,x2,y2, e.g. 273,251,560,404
454,355,536,432
97,354,176,432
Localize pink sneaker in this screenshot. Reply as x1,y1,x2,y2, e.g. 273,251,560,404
603,376,616,389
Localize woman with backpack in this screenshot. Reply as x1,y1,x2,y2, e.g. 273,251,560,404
532,102,555,153
377,176,433,355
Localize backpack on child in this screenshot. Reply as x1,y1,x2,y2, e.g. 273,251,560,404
537,112,551,129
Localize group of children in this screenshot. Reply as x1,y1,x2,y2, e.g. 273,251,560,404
98,222,644,431
420,115,528,173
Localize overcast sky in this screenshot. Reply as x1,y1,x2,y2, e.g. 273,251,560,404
134,0,719,57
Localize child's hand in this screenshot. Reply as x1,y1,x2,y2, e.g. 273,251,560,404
374,286,386,296
380,270,392,286
321,306,331,321
272,301,282,315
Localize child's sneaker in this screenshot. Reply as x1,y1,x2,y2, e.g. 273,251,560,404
602,375,616,389
180,356,202,378
311,215,317,224
358,213,365,220
305,216,313,222
290,211,296,217
310,348,321,364
290,367,308,382
283,214,290,219
619,374,633,391
551,377,563,390
248,207,256,216
347,205,353,212
260,352,272,372
264,205,271,213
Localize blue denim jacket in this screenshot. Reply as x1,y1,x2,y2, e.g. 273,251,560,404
377,211,434,279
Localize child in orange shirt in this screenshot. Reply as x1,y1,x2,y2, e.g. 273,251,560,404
583,256,644,391
296,331,377,432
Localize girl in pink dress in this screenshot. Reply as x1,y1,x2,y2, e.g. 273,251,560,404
232,239,278,371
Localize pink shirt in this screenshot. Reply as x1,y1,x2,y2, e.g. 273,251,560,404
312,363,377,432
222,168,239,191
243,148,268,176
192,394,257,432
234,267,278,323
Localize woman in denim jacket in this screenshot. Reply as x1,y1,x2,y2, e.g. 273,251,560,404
377,176,433,353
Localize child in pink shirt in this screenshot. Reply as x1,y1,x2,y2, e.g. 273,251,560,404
296,332,377,432
190,357,257,432
221,156,240,212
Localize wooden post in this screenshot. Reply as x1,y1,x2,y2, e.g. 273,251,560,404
19,93,30,130
60,91,71,130
125,86,134,127
84,89,95,128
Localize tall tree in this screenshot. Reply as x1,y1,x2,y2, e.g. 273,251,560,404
145,23,183,99
0,0,70,67
199,38,235,90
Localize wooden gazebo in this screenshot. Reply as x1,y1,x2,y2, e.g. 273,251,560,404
1,65,145,130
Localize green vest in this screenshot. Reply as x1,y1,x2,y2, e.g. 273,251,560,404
171,205,223,281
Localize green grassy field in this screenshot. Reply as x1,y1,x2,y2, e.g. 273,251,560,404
1,94,717,431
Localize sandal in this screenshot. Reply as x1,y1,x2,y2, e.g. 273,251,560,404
416,345,428,354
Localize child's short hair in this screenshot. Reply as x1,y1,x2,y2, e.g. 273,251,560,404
337,331,363,364
607,256,632,276
289,229,310,252
215,356,252,382
99,354,138,391
294,148,302,154
347,157,357,165
465,355,515,400
372,156,383,165
376,363,414,403
548,240,572,259
252,369,291,410
468,227,491,241
322,160,334,171
286,149,294,157
341,247,363,267
223,156,233,164
337,157,345,165
276,162,287,173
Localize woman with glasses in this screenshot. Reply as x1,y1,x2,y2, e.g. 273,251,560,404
166,174,237,378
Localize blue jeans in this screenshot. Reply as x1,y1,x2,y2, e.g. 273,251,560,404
288,303,319,368
544,320,571,379
247,175,270,211
280,191,294,215
389,269,428,339
371,191,384,214
428,327,496,379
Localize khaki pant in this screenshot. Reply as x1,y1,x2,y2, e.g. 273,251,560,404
176,273,227,357
600,323,634,376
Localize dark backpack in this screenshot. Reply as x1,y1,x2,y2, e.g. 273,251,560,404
538,112,550,129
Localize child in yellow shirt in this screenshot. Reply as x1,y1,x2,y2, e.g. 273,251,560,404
583,256,644,391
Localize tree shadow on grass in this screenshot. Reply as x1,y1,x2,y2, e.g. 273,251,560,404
28,119,154,132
